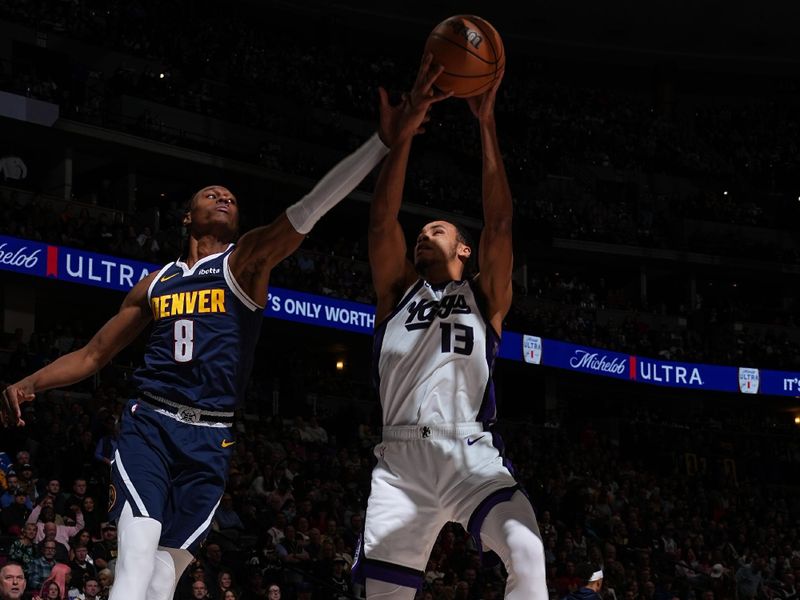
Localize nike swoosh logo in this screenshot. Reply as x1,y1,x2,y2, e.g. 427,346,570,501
467,435,485,446
221,440,236,448
160,273,179,282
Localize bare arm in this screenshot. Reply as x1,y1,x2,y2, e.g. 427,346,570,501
370,134,418,323
226,214,304,308
468,74,513,335
370,54,451,322
1,273,156,426
229,132,394,308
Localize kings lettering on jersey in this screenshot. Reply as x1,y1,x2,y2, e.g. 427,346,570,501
151,289,226,320
405,293,471,331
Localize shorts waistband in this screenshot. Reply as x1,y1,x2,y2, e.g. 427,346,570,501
381,423,485,440
139,392,234,425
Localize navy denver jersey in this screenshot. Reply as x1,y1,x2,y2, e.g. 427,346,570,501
132,244,263,411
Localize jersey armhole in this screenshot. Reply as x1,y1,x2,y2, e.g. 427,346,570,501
222,254,264,312
468,277,502,341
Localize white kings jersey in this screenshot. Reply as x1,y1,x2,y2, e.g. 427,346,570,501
373,278,500,426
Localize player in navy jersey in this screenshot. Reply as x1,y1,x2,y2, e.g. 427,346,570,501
0,64,444,600
358,55,547,599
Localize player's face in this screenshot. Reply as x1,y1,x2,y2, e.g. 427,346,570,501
0,565,26,599
414,221,466,274
186,186,240,239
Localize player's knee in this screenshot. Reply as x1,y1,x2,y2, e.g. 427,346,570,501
121,523,161,557
146,552,174,596
507,526,545,573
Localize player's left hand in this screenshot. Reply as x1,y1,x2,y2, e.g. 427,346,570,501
466,68,505,121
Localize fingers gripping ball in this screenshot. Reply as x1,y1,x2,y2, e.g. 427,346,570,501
423,15,504,98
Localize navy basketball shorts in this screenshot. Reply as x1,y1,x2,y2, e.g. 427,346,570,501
109,399,235,553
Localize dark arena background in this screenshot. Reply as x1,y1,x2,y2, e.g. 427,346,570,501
1,1,800,599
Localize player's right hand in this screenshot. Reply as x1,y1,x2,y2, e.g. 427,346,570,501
1,381,35,427
466,67,504,122
378,53,452,146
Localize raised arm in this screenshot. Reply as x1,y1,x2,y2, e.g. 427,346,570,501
370,54,451,322
1,273,156,427
468,73,513,335
228,130,392,308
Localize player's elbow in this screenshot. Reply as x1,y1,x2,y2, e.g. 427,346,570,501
368,220,397,240
485,216,512,237
369,212,392,230
82,346,110,376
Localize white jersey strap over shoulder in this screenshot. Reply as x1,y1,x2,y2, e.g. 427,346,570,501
286,132,389,234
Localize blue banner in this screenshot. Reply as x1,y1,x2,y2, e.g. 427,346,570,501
761,370,800,397
2,234,799,397
0,236,154,288
0,237,49,277
266,287,375,334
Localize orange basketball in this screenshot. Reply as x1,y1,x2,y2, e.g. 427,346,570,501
423,15,505,98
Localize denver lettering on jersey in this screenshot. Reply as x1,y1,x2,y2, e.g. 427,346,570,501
151,289,226,320
405,293,471,331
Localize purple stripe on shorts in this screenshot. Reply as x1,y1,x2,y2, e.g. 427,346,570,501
363,558,424,590
351,534,364,583
467,484,521,555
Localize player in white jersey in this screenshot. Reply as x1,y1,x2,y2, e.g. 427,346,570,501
356,54,547,600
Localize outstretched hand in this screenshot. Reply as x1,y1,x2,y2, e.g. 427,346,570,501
466,68,505,122
1,382,34,427
378,52,453,147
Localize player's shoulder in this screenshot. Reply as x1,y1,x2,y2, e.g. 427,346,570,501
131,269,160,293
124,264,172,304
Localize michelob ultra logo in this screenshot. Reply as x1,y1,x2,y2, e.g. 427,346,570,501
0,241,43,270
523,335,542,365
738,368,759,394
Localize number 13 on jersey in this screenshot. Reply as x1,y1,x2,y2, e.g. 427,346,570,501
440,322,474,355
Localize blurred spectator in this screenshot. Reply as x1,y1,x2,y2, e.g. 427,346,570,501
0,562,26,600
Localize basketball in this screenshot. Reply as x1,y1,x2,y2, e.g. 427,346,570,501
423,15,505,98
